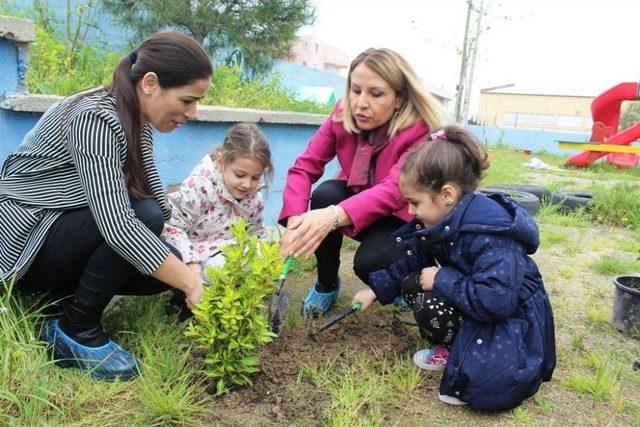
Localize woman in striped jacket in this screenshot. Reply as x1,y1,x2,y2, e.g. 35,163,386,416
0,32,212,381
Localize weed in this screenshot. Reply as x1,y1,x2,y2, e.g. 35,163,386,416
533,397,554,412
512,407,533,424
539,228,571,249
558,266,575,280
565,354,622,402
571,332,586,352
591,255,640,276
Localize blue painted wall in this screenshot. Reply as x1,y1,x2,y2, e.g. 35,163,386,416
0,42,20,94
274,61,346,103
0,104,336,224
467,124,589,155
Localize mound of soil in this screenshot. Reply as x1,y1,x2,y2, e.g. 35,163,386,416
213,310,419,425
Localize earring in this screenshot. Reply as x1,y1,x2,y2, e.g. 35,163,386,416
393,109,399,120
144,89,150,94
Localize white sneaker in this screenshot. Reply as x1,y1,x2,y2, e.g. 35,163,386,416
413,347,449,371
438,393,466,406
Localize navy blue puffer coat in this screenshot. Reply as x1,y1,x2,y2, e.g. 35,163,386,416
370,192,556,411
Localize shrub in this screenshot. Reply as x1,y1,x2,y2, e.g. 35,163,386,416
185,219,281,395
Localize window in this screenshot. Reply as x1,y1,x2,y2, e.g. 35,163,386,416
504,112,524,126
528,114,555,126
315,43,319,52
302,61,307,67
303,42,308,50
556,115,583,128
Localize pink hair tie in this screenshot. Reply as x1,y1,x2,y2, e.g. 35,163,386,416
430,129,447,141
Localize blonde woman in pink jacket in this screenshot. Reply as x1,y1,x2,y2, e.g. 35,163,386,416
279,48,447,317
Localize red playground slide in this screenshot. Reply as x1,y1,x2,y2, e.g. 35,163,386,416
565,82,640,168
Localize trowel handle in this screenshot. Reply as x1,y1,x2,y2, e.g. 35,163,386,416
279,255,294,279
274,255,294,296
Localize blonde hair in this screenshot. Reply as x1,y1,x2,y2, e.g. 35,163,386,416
342,48,447,138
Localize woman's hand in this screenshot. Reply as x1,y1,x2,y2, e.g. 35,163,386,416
280,206,349,258
352,288,377,311
420,266,440,291
151,253,204,308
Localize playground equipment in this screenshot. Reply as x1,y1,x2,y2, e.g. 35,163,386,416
562,82,640,168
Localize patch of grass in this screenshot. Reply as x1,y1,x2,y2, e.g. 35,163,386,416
590,255,640,276
558,266,575,280
284,306,300,330
617,231,640,255
539,228,571,249
590,183,640,229
291,256,317,279
533,397,554,412
565,354,622,402
301,355,421,426
537,203,592,228
571,332,586,352
482,145,527,185
512,407,534,425
0,280,61,425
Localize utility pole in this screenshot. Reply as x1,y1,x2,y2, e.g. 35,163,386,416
454,0,473,123
461,0,484,124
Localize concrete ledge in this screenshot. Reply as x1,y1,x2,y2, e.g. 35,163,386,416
0,16,36,43
0,93,326,125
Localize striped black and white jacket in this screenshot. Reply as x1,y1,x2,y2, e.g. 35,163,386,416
0,90,171,282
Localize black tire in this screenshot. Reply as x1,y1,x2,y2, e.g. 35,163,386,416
550,190,593,211
484,184,552,203
477,188,541,216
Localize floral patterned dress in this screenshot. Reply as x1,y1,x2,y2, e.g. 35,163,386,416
162,154,265,273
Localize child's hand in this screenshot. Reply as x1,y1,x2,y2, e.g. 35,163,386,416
420,267,440,291
352,288,377,311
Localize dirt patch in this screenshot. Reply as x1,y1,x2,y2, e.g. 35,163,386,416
212,310,418,426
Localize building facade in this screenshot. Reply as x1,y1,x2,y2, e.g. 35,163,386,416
478,84,596,133
289,35,350,76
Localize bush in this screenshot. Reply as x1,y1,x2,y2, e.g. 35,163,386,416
27,27,122,95
204,65,332,114
185,219,281,395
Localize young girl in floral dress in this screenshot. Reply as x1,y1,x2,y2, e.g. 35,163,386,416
162,123,273,281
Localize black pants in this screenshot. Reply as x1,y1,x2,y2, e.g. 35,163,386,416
18,199,175,314
310,180,406,291
413,292,463,347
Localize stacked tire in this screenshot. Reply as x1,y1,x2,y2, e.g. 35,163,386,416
479,184,593,215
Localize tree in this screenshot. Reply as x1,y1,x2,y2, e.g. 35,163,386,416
620,102,640,131
100,0,315,75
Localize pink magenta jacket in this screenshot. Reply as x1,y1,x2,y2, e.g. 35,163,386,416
279,103,429,237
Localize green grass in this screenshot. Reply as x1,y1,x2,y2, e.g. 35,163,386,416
565,354,622,403
590,255,640,276
589,183,640,229
300,355,421,426
511,407,534,425
539,228,572,249
536,203,592,228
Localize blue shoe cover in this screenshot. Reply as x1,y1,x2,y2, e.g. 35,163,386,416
42,319,141,381
302,277,341,318
394,295,412,312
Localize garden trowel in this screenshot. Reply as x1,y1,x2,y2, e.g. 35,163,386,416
268,255,294,334
309,302,362,338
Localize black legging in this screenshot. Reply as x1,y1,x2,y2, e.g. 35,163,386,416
310,179,406,291
18,199,176,313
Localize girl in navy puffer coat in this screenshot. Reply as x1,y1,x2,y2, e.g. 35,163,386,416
353,125,556,411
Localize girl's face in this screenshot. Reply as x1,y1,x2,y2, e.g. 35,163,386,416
399,174,457,228
139,74,212,132
217,155,265,200
348,63,402,131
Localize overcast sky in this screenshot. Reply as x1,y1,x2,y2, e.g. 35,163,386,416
301,0,639,113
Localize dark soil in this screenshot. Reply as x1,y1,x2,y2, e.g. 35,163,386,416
211,310,419,426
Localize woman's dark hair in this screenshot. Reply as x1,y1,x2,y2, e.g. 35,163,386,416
109,31,213,198
401,125,490,194
214,123,274,187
